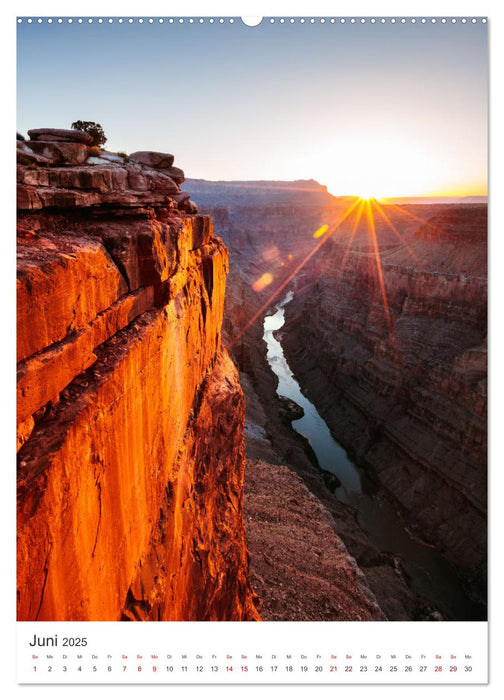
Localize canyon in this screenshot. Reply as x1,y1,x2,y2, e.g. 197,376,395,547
187,178,487,620
281,205,487,607
16,131,382,622
16,130,487,621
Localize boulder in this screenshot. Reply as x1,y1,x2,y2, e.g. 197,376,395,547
27,140,89,165
28,128,93,144
129,150,175,169
161,166,185,184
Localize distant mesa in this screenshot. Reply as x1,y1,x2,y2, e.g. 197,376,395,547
185,178,337,209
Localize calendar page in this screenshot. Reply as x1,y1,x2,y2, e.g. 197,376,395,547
13,0,491,691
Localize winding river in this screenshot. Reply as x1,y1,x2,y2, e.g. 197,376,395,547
264,292,485,621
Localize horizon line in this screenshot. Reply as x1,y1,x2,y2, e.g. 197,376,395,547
184,177,488,201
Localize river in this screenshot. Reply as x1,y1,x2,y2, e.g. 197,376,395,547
263,292,485,621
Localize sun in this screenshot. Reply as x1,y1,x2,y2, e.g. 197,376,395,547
315,137,447,201
356,189,386,202
358,191,377,201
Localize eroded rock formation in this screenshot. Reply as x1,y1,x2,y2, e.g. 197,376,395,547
16,130,258,621
281,206,487,605
196,181,486,619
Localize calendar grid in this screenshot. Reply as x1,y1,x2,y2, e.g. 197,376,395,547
17,621,488,684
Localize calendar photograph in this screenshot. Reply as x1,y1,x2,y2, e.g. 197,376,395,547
16,13,487,643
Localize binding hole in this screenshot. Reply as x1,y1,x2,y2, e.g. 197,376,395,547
241,17,263,27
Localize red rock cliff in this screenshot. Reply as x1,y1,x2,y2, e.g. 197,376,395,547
16,129,259,621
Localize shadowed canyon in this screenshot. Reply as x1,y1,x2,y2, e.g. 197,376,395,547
188,178,487,621
16,131,486,622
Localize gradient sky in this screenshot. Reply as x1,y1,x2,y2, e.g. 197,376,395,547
17,18,488,198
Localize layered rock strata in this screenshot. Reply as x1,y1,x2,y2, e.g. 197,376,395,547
16,131,258,621
17,128,197,213
281,206,487,604
201,185,486,619
225,278,434,620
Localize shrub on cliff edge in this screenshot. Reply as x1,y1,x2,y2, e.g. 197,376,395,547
71,120,107,148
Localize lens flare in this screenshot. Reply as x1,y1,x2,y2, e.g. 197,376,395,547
252,272,274,292
372,199,418,261
230,199,361,346
364,199,391,333
313,225,329,239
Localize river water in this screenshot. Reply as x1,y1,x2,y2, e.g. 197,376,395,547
263,292,485,621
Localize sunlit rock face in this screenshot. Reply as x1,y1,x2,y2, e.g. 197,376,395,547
281,205,487,604
16,133,258,621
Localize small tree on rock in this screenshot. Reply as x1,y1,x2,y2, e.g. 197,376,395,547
71,121,107,148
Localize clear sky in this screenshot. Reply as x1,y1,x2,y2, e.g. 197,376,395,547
17,18,488,198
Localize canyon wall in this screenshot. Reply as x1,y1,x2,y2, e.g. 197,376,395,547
16,130,258,621
282,206,487,604
196,183,446,619
198,184,486,619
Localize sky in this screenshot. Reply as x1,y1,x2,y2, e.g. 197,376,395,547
17,17,488,198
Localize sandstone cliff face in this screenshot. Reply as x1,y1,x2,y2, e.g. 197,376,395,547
281,206,487,603
16,131,258,621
